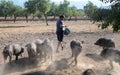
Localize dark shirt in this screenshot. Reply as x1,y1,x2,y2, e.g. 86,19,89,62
56,19,63,32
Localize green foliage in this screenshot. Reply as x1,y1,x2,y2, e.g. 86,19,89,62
24,0,37,15
78,9,85,16
25,0,51,25
0,0,16,17
58,0,70,17
35,10,43,18
101,22,109,29
111,2,120,32
14,6,24,17
92,0,120,32
91,8,113,30
47,2,59,16
0,0,86,22
35,0,51,15
84,1,98,18
118,29,120,32
92,8,111,22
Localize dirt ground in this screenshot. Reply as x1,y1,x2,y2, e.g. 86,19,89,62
0,20,120,75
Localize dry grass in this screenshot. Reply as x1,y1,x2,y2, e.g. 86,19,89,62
0,20,117,75
0,20,99,34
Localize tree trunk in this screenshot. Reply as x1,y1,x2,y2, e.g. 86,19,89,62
44,14,48,26
14,16,16,23
75,16,77,21
32,16,35,21
53,16,56,20
38,17,40,20
4,15,7,21
68,16,72,21
25,15,28,22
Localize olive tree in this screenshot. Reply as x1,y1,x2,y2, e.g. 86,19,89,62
0,0,16,20
97,0,120,32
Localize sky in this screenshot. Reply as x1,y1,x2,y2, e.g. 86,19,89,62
8,0,111,9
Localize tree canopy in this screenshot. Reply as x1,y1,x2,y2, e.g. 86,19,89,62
83,0,120,32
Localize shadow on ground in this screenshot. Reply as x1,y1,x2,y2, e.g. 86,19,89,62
0,26,28,28
85,53,104,62
22,58,69,75
0,57,39,75
22,71,54,75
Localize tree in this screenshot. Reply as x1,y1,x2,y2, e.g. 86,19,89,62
58,0,70,18
24,0,37,21
98,0,120,32
25,0,51,25
35,10,43,20
84,1,98,19
111,2,120,32
13,6,24,22
22,8,29,22
69,6,78,21
0,0,16,20
35,0,51,25
47,2,59,20
92,8,112,29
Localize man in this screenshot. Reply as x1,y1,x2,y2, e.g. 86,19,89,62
56,15,66,53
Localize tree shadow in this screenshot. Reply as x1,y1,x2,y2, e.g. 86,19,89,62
0,57,39,75
0,26,28,28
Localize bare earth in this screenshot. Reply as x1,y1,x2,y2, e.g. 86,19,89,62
0,20,120,75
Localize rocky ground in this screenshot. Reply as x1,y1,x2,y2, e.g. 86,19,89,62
0,21,120,75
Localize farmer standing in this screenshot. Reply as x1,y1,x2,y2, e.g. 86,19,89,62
56,15,66,53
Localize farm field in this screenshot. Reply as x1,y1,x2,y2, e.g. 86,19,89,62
0,20,120,75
